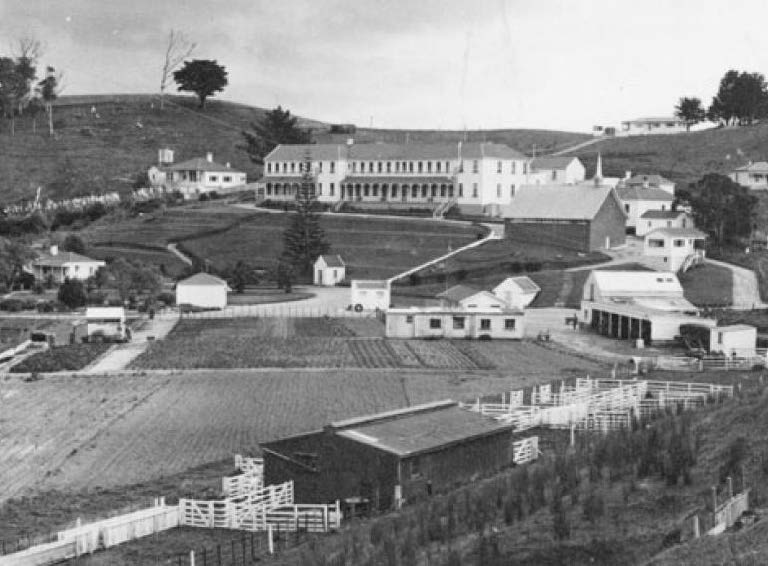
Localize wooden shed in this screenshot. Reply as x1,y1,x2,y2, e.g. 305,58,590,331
313,255,346,286
176,272,230,309
261,401,519,512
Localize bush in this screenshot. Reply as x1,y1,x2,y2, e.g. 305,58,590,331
0,298,25,312
58,278,87,309
157,291,176,306
36,301,55,313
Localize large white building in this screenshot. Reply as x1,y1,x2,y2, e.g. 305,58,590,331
148,149,247,198
29,246,105,284
257,141,566,216
176,272,230,309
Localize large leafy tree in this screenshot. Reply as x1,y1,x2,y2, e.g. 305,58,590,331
242,106,311,165
678,173,757,246
708,70,768,126
173,59,228,108
281,151,329,276
674,97,706,131
58,277,87,309
0,238,35,291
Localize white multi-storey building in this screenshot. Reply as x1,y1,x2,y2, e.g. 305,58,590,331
256,141,541,215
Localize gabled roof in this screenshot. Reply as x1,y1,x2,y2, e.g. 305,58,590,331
502,184,622,221
589,270,683,297
625,174,673,187
733,161,768,173
266,142,527,162
646,227,706,239
352,279,389,290
495,276,541,293
33,250,104,267
177,272,228,287
167,157,243,173
531,156,580,170
317,254,345,268
436,284,484,303
640,210,686,219
624,117,684,124
616,186,674,202
331,401,514,457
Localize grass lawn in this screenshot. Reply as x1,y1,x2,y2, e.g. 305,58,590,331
711,247,768,302
86,244,189,279
226,287,314,305
679,262,733,307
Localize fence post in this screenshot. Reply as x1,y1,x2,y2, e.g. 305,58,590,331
267,524,274,555
190,550,195,566
692,514,700,538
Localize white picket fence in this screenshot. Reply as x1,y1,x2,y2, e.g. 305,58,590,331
709,490,750,535
512,437,540,464
265,502,342,532
222,455,264,497
0,499,178,566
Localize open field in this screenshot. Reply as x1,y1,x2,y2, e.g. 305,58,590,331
10,344,111,373
86,244,189,279
129,317,603,371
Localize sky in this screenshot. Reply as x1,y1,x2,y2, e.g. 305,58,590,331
2,0,768,132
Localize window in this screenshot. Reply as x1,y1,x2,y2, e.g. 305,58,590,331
429,318,441,329
386,162,391,173
351,162,357,173
282,163,287,173
364,186,369,197
504,319,516,330
511,161,516,174
552,170,557,181
661,204,667,211
395,162,400,173
330,162,335,173
523,162,528,174
209,175,218,182
648,239,665,248
673,239,685,247
472,183,478,198
624,204,630,213
459,183,464,197
330,183,335,196
445,161,450,172
409,162,414,173
496,184,501,198
427,161,432,173
372,186,378,197
497,161,502,173
369,162,374,173
406,315,414,323
452,316,465,329
290,162,295,173
318,183,322,195
378,162,383,173
459,161,465,173
718,332,723,344
510,185,515,197
223,176,232,182
418,161,423,173
318,162,323,172
480,319,491,330
472,160,479,173
267,163,272,173
410,457,421,479
667,221,672,227
436,162,441,173
421,185,428,198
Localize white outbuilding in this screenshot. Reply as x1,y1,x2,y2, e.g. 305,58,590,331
313,255,346,286
350,279,390,311
709,325,758,356
492,276,541,309
176,272,230,309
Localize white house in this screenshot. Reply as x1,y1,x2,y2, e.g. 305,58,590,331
615,185,674,233
85,307,128,342
314,255,346,286
436,285,508,310
636,210,693,237
619,117,688,136
492,276,541,309
581,270,714,344
643,227,707,272
709,325,757,356
176,272,230,309
350,280,390,310
149,150,247,198
29,245,105,284
624,174,675,195
730,162,768,190
530,156,586,184
386,307,524,340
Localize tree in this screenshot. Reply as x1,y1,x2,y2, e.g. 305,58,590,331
680,173,757,246
58,277,87,309
105,258,163,301
159,30,196,110
281,151,329,275
674,97,706,131
708,70,768,126
62,234,86,255
241,106,311,165
226,260,257,293
37,66,62,136
0,238,35,291
274,259,294,293
0,57,22,135
173,59,227,108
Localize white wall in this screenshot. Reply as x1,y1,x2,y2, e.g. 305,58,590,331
643,236,697,271
386,311,524,339
623,199,672,229
709,327,757,355
493,280,538,309
176,285,227,309
350,284,390,310
315,266,345,286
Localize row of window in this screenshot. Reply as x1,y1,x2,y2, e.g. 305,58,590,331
405,316,516,331
647,238,690,248
266,160,529,176
264,181,517,200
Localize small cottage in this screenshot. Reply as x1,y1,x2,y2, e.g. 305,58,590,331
709,325,758,356
350,280,390,310
492,276,541,309
436,285,508,310
176,272,230,309
642,227,706,272
314,255,346,286
636,210,692,237
29,245,105,284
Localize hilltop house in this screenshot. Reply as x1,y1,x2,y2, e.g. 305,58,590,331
730,162,768,190
642,227,707,272
619,117,689,136
530,156,586,184
148,149,247,198
257,141,542,216
176,272,230,309
502,184,626,251
636,210,693,237
314,255,346,286
261,400,524,511
29,245,105,284
580,270,714,344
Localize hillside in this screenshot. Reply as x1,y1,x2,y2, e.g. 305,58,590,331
0,93,589,204
566,124,768,188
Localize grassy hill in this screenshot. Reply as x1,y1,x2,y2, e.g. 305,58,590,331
0,93,588,204
567,124,768,188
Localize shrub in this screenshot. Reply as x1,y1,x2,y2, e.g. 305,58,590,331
157,291,175,306
58,278,87,309
0,298,25,312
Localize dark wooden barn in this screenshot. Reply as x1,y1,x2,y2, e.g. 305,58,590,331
504,184,626,252
261,400,518,512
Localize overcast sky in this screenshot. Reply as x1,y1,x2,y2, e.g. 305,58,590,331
2,0,768,132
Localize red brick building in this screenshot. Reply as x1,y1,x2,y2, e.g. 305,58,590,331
503,184,627,252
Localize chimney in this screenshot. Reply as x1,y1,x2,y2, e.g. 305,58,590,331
158,148,174,165
50,245,58,256
625,171,631,180
206,152,213,163
346,138,354,146
226,162,231,169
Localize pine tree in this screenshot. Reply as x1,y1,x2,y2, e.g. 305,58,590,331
281,151,329,276
241,106,311,164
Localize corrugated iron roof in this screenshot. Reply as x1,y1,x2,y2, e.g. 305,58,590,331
267,142,527,162
531,156,579,170
177,272,228,287
167,157,244,173
317,255,345,268
616,186,674,202
33,251,104,267
640,210,686,219
502,184,621,220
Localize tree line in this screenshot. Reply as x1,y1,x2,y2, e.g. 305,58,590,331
675,69,768,130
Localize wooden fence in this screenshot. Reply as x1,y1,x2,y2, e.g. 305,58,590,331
709,490,750,535
265,502,342,532
176,305,376,320
512,437,540,464
222,455,264,497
